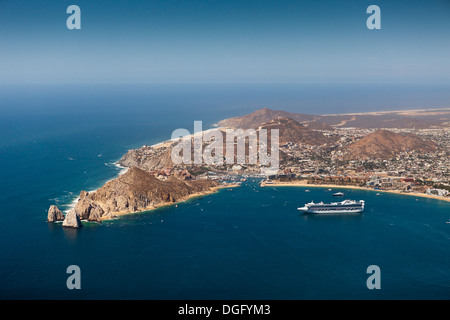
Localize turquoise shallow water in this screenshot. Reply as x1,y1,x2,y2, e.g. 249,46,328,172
0,84,449,299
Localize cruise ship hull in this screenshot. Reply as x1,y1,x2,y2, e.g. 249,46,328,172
297,200,365,214
297,207,364,214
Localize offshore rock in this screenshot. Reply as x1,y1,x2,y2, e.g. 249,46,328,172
47,205,64,222
62,209,82,228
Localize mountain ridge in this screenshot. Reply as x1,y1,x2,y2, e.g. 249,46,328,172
218,107,450,129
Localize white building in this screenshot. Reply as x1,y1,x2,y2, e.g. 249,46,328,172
426,188,449,197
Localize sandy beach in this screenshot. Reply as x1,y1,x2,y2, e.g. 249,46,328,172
260,180,450,203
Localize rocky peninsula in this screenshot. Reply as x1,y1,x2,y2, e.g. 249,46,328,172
49,166,220,227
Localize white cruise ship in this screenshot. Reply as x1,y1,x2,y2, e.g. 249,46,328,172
297,200,365,214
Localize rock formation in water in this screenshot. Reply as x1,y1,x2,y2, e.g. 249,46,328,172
47,205,64,222
62,208,82,228
73,190,104,223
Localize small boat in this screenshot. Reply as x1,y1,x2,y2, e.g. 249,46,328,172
376,193,381,196
328,188,332,191
305,190,310,193
333,192,345,197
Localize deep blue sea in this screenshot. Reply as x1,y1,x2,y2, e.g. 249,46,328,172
0,83,449,299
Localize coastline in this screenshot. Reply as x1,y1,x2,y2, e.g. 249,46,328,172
260,180,450,203
322,107,450,117
62,127,233,221
59,116,449,222
64,162,129,214
99,183,241,221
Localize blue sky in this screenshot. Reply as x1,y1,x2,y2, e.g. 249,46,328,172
1,0,449,84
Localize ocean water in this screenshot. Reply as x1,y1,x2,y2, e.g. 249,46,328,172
0,83,449,299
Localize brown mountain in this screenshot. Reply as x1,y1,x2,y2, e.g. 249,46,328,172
217,107,318,129
50,167,218,223
257,117,335,146
304,121,334,131
343,129,438,159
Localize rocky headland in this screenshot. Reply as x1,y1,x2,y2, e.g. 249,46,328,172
49,166,219,227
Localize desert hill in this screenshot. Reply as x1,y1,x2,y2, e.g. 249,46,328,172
257,117,335,146
342,129,438,159
217,108,318,129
